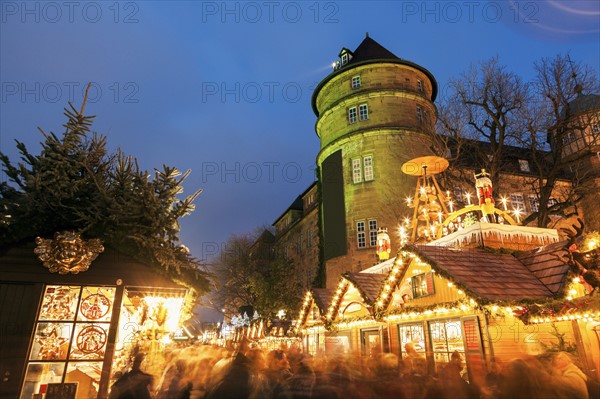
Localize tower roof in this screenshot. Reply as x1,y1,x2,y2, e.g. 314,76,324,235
312,35,438,115
560,93,600,119
349,35,400,63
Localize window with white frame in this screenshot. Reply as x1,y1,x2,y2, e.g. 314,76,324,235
548,198,559,207
352,158,362,183
518,159,530,172
416,107,423,124
351,76,361,89
529,196,540,213
359,104,369,121
592,124,600,135
510,193,525,211
348,107,357,124
398,324,426,356
417,80,423,92
352,156,374,184
357,221,366,248
368,219,378,247
341,53,348,65
363,155,374,181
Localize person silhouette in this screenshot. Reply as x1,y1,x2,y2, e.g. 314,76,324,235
109,353,154,399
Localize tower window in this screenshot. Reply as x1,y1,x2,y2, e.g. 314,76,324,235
359,104,369,121
341,53,348,65
363,155,374,181
518,159,530,172
368,219,378,246
591,124,599,135
416,107,423,124
352,158,362,183
417,80,423,92
351,76,361,89
352,155,374,184
348,107,357,124
357,221,366,248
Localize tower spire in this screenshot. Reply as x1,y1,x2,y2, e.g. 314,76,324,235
567,54,583,97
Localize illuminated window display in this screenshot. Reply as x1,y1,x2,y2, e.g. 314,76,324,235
110,287,188,385
428,319,465,367
22,284,189,398
21,285,115,399
398,323,426,355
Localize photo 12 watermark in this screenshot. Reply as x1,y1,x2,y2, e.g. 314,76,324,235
400,1,539,24
200,161,304,184
1,1,140,23
200,81,303,104
1,81,140,104
200,1,339,24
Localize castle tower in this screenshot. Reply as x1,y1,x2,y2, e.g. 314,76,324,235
312,34,438,288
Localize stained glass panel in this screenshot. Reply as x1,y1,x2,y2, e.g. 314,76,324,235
39,286,81,321
77,286,115,322
69,324,109,360
29,322,72,361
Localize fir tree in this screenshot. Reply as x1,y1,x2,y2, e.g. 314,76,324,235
0,87,210,293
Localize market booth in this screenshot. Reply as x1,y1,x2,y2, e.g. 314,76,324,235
0,233,193,399
294,225,600,383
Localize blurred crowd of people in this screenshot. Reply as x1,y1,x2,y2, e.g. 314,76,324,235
109,342,598,399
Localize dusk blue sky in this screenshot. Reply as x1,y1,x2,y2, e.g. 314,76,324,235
1,1,599,268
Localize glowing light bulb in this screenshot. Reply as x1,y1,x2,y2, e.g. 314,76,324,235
513,208,522,224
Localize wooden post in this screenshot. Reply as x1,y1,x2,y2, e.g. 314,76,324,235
98,284,124,399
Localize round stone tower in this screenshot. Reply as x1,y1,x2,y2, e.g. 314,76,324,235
312,34,438,288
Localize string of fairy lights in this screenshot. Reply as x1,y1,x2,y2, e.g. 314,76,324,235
294,244,599,335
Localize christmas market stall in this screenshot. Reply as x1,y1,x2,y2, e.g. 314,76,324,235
293,156,600,383
294,232,599,382
0,233,197,399
295,288,333,355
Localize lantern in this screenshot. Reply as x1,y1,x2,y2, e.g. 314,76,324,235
376,228,391,260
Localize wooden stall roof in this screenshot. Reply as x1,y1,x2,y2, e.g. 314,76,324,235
0,240,186,290
407,245,558,301
311,288,334,314
342,272,387,305
516,240,571,295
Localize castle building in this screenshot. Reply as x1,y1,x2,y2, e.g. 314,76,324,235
551,92,600,231
312,34,438,288
272,182,320,290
